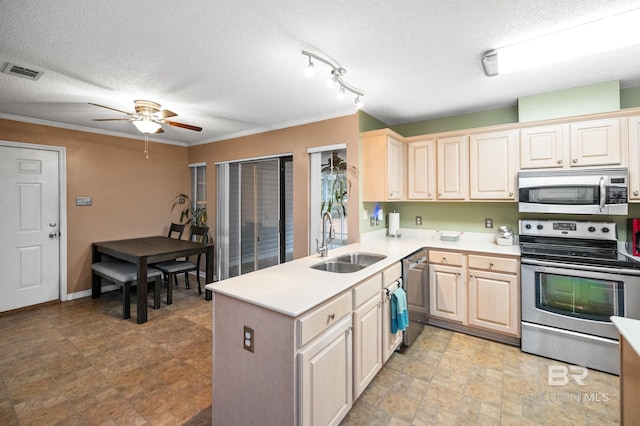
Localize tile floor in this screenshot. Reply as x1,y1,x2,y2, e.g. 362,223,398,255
0,283,212,426
343,325,620,425
0,285,620,425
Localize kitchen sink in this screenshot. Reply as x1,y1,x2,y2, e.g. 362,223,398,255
334,252,387,266
310,261,366,273
310,252,386,273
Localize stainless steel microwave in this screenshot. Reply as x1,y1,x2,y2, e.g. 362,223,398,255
518,167,628,215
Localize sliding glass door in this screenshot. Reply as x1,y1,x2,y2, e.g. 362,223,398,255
217,156,293,280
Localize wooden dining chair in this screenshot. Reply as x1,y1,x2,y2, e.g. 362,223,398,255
154,225,210,300
168,222,185,240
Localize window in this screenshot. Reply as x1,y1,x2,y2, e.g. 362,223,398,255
189,163,207,225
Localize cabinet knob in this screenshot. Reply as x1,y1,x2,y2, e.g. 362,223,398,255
509,192,513,197
427,193,432,197
489,262,494,268
572,159,578,163
557,160,562,164
442,257,447,264
328,313,335,321
634,190,639,196
438,193,442,197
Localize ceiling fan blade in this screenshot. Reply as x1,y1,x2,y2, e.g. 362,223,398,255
164,120,203,132
154,109,178,119
155,127,165,134
89,103,135,116
93,118,134,121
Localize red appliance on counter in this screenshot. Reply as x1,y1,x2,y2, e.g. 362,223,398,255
628,218,640,256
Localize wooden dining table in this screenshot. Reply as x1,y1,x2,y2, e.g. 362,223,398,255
91,236,214,323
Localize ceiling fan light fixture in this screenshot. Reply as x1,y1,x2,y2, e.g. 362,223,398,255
132,118,162,134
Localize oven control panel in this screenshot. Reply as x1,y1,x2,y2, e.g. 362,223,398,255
519,219,617,240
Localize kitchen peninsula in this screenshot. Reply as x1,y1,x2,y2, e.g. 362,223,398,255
206,229,519,425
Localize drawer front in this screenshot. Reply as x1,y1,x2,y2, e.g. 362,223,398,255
297,291,352,347
468,254,518,274
382,262,402,287
428,250,463,266
353,273,382,308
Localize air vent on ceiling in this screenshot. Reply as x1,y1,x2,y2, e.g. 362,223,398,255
2,63,44,81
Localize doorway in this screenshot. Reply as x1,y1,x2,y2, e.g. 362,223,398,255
216,155,293,280
0,141,67,312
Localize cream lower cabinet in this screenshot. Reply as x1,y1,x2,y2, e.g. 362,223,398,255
467,255,520,337
352,274,382,399
428,250,520,340
298,292,353,426
428,250,466,323
381,263,403,363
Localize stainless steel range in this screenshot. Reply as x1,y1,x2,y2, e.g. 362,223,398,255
520,219,640,375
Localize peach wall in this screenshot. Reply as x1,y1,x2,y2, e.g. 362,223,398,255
187,114,360,259
0,119,189,295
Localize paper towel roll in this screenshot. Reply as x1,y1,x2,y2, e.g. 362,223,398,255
388,212,400,236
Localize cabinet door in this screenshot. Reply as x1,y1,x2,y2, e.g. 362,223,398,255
429,264,465,323
437,136,467,200
381,289,403,363
520,125,564,169
298,315,353,426
387,136,405,200
467,270,519,337
408,139,436,200
353,295,382,399
630,116,640,200
469,130,517,200
569,118,621,167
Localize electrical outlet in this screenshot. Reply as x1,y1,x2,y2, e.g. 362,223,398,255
243,326,254,353
178,196,186,204
415,216,422,226
485,218,493,229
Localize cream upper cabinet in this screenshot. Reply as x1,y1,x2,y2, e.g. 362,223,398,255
467,255,520,337
521,118,622,170
407,139,436,200
469,130,518,200
629,115,640,200
436,136,468,200
520,124,564,169
361,129,406,201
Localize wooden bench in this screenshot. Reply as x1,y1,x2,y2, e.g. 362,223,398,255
91,261,163,319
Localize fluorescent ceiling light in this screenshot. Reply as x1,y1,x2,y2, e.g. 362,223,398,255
482,8,640,76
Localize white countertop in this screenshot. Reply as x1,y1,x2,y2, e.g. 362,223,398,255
206,228,520,318
611,316,640,356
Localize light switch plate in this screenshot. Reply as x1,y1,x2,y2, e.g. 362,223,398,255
76,196,92,206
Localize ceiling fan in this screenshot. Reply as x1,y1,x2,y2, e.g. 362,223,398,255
89,100,202,134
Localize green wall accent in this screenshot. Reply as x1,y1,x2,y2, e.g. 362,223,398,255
518,81,620,122
358,110,388,132
391,107,518,137
361,202,640,242
621,86,640,109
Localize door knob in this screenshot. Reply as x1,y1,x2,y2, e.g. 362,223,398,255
49,221,57,227
49,232,58,238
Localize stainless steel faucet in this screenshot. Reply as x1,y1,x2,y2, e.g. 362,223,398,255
317,211,335,257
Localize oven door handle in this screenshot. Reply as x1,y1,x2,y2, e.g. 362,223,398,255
599,176,606,212
522,257,640,276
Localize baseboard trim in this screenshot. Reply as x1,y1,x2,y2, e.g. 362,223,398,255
67,284,119,300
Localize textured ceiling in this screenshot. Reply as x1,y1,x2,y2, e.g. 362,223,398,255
2,0,640,146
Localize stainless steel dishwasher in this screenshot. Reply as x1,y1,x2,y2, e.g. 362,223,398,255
402,248,429,346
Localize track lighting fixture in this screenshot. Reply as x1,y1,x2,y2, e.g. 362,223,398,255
302,50,364,109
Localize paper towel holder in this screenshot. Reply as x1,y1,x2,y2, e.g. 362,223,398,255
386,210,401,238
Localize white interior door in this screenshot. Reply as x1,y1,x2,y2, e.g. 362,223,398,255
0,145,61,312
